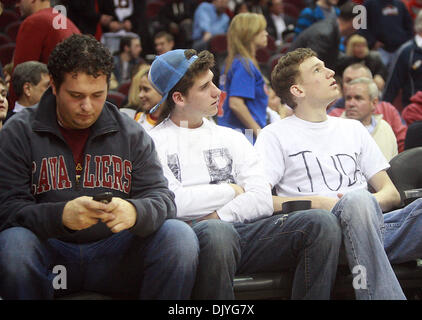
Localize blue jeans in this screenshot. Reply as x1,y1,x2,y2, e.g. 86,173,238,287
331,189,406,300
384,198,422,264
0,219,199,300
191,210,342,300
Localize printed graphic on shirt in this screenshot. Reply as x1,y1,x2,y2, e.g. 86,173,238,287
167,154,182,182
31,154,133,195
204,148,235,184
288,150,365,193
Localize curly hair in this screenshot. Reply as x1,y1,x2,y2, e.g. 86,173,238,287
48,34,114,90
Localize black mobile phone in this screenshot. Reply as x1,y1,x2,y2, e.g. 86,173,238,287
93,192,113,204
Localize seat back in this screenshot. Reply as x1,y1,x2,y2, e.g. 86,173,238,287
0,42,15,65
387,147,422,205
404,121,422,150
0,9,20,31
5,20,21,42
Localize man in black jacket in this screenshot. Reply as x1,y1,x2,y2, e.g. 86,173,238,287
289,1,357,72
0,34,198,300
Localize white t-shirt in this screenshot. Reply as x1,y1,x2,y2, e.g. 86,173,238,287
149,118,273,223
254,115,390,198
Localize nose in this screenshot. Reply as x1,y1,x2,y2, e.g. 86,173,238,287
326,67,335,78
211,82,221,98
80,97,92,111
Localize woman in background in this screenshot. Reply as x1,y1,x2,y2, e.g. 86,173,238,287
218,13,268,144
132,65,164,131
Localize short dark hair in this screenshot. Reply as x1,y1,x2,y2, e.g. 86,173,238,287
271,48,316,109
339,1,358,21
154,31,174,42
12,61,49,98
119,35,139,53
48,34,114,91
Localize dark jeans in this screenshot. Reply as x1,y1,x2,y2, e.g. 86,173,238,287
0,219,199,299
191,210,342,300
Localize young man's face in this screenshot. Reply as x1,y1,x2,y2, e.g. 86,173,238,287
180,69,221,119
295,56,339,106
0,82,9,122
27,73,50,106
138,75,162,112
52,72,108,130
154,37,174,55
344,83,376,125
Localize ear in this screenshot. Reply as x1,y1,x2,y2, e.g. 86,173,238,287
23,82,31,97
50,79,57,96
371,97,379,112
171,91,184,106
290,84,304,98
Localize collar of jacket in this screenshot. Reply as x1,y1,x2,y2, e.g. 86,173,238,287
31,87,119,138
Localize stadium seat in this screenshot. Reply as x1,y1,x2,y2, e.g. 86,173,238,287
404,122,422,151
146,1,165,19
0,42,15,66
107,91,126,108
0,32,11,46
210,34,228,55
117,80,131,96
5,20,21,42
0,9,20,31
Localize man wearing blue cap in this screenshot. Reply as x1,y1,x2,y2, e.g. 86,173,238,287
148,49,343,299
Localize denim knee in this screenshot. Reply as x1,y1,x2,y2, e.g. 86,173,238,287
156,219,199,262
298,209,342,245
334,189,380,222
193,219,241,263
0,227,44,270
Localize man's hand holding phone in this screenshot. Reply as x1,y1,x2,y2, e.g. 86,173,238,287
62,192,137,233
62,195,115,231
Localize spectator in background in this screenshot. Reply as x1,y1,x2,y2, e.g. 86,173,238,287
64,0,116,40
343,77,398,161
234,2,250,15
336,34,388,92
10,0,80,109
2,63,12,91
405,0,422,20
289,1,357,72
266,83,293,124
294,0,340,36
156,0,195,48
402,91,422,126
133,65,164,131
192,0,230,51
329,63,408,152
247,0,269,15
218,13,268,144
154,31,175,56
265,0,296,47
359,0,413,68
0,78,8,130
383,9,422,111
113,35,144,84
5,61,50,122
